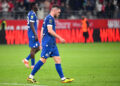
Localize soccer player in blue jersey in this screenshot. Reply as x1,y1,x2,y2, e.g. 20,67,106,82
27,5,74,83
22,3,40,69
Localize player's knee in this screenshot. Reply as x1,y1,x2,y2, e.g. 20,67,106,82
30,49,35,58
54,57,61,64
40,58,47,63
30,53,34,58
35,48,40,53
31,48,35,53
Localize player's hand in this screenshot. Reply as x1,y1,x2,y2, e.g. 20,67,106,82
59,37,66,43
35,34,38,41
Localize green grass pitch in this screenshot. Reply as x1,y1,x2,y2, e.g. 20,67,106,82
0,43,120,86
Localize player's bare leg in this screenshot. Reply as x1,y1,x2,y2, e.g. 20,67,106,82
53,56,74,83
22,47,40,69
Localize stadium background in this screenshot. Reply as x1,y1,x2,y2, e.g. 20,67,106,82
0,0,120,86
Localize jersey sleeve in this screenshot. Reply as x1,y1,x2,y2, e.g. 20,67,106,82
47,17,53,26
29,13,36,23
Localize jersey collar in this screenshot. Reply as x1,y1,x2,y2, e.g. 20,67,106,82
31,10,36,15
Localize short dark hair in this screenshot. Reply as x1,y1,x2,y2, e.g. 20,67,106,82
51,4,60,9
31,2,36,9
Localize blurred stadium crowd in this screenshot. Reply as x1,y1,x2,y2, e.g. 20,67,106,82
0,0,120,19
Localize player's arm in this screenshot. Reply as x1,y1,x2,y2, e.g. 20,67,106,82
47,25,65,43
41,27,43,42
30,22,38,41
40,27,43,46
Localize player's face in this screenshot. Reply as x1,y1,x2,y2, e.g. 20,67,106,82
55,8,61,18
34,4,38,11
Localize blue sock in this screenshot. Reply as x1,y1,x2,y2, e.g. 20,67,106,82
31,58,35,66
55,64,64,78
26,54,31,61
31,60,44,75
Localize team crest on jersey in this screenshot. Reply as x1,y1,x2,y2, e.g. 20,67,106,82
49,19,52,23
31,15,33,19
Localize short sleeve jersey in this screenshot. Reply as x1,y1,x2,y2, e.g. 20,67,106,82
42,14,56,47
27,10,38,37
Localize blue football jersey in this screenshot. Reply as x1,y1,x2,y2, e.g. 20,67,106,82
42,14,56,47
27,10,38,37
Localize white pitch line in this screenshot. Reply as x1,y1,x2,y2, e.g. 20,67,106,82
0,83,48,86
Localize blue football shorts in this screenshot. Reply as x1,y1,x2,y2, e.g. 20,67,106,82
28,36,40,48
41,45,60,59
